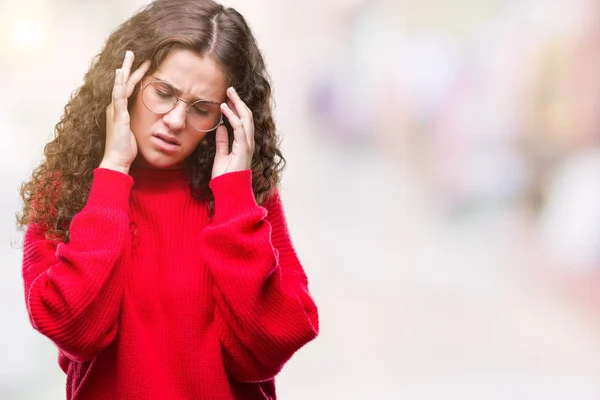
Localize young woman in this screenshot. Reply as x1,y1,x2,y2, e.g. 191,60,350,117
17,1,318,398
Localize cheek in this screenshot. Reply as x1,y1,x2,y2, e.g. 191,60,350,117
129,95,158,137
182,133,209,154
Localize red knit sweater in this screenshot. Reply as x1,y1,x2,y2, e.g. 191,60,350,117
22,167,318,399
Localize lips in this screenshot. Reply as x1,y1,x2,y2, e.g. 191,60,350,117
153,133,180,146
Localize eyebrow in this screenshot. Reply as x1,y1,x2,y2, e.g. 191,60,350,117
151,76,221,104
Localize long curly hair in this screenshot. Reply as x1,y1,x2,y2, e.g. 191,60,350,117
17,0,285,242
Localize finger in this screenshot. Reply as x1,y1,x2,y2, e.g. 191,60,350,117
121,51,134,84
226,87,252,122
226,87,254,147
112,69,127,116
126,60,151,98
214,124,230,156
226,99,240,119
221,102,247,147
112,69,122,107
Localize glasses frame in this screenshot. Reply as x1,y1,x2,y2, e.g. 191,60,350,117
140,78,224,132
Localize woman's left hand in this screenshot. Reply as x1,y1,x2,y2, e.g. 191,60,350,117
212,87,255,179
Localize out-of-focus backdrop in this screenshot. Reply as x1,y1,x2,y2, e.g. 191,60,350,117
2,0,600,399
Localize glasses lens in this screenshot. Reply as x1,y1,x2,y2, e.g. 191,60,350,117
142,81,223,132
142,81,177,114
188,101,222,131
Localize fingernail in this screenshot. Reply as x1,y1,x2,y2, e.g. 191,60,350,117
126,50,132,57
229,87,236,93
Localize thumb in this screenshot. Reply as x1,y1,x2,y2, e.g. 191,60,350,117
214,125,229,156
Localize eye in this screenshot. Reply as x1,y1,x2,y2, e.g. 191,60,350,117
191,102,210,115
152,82,175,99
156,90,172,99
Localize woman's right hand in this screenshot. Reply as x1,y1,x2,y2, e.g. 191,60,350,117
100,51,151,174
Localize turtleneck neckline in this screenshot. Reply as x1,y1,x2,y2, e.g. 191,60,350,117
129,166,190,190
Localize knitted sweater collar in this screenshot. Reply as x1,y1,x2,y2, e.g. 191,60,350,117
129,165,190,190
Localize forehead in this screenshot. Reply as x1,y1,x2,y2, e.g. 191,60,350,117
154,49,227,100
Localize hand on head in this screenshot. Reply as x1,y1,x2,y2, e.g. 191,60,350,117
100,51,150,174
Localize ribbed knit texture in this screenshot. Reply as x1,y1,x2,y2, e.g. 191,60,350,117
22,167,319,400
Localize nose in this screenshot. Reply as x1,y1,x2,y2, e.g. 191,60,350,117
162,100,188,131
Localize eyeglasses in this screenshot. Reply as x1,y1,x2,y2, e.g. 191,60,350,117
141,78,223,132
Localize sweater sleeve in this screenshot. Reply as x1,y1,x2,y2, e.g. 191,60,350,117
201,170,319,383
22,168,133,362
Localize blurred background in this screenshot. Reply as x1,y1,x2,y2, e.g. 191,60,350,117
2,0,600,398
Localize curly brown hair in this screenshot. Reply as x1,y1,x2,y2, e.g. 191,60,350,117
17,0,285,242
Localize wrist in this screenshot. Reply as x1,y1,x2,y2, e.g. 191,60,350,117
210,170,258,223
99,158,130,174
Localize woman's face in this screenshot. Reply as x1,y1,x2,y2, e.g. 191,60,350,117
129,48,228,170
